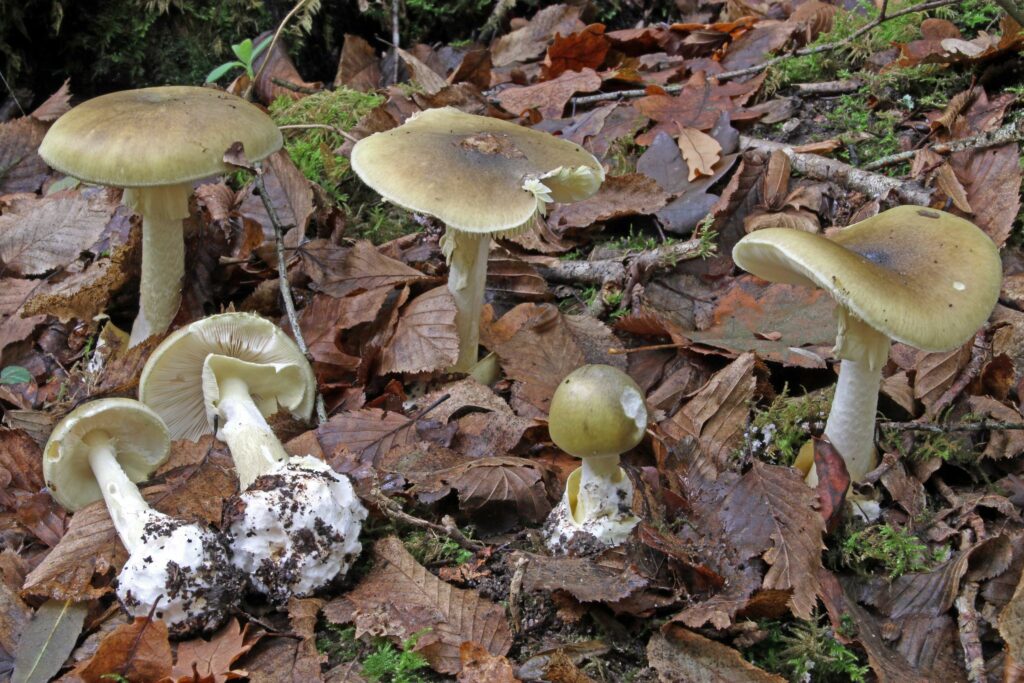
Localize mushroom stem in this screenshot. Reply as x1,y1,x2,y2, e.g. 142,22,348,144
124,184,191,347
215,375,289,489
83,430,160,554
444,228,491,372
574,454,629,522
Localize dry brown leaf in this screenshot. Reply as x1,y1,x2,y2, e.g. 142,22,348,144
495,68,602,119
0,428,45,494
633,87,732,144
548,174,671,229
251,33,322,104
0,116,48,194
744,208,819,234
676,126,722,180
335,34,382,90
761,149,791,209
1000,558,1024,667
542,24,610,79
412,456,552,524
457,642,519,683
30,79,72,122
912,342,971,411
237,150,314,241
521,552,647,603
0,193,114,276
647,625,786,683
663,353,758,470
380,285,459,374
933,162,972,213
397,47,448,95
316,408,416,465
951,142,1020,247
74,618,172,683
240,600,324,683
171,618,259,683
966,397,1024,459
306,240,427,298
324,537,512,675
490,4,585,67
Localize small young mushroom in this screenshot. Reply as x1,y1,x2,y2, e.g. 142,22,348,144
139,312,367,602
733,206,1002,491
43,398,242,637
39,86,282,346
351,107,604,371
544,364,647,551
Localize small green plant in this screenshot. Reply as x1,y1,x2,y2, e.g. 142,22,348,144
841,523,946,579
99,675,131,683
878,422,973,464
695,215,718,259
746,615,869,682
0,365,30,385
606,226,676,253
362,630,432,683
403,530,473,567
205,34,272,83
825,93,903,163
317,623,360,662
744,387,830,467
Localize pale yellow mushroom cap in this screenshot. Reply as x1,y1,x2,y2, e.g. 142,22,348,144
732,206,1002,353
44,398,170,511
548,364,648,459
139,312,316,442
39,86,282,187
350,107,604,234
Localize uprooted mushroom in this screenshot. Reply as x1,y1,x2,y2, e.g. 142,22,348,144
733,206,1002,514
139,312,367,603
43,398,243,637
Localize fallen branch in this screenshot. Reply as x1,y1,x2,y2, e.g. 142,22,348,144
862,118,1024,171
534,237,705,286
369,488,485,552
253,163,328,425
739,135,934,205
270,77,321,95
568,0,958,107
793,79,862,95
879,419,1024,432
278,123,359,144
956,581,986,683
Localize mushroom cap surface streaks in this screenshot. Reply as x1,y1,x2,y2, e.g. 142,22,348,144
351,107,604,234
224,455,367,603
139,312,316,442
39,86,282,187
732,206,1002,352
118,514,243,637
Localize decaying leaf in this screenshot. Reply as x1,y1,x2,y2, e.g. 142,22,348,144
305,240,427,298
380,285,459,374
0,117,49,195
457,642,519,683
10,599,84,683
171,618,260,683
548,174,671,229
496,68,602,119
647,625,785,683
543,24,610,78
676,126,721,180
73,617,172,683
521,551,647,603
490,4,584,67
0,193,115,276
324,537,512,675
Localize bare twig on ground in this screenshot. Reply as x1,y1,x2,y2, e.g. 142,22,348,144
793,79,863,94
391,0,401,84
956,581,987,683
863,118,1024,170
478,0,515,42
270,77,321,95
880,419,1024,432
246,0,310,101
508,554,529,634
534,237,705,287
369,487,485,552
924,329,991,422
253,163,328,425
278,123,359,144
567,0,958,107
739,135,934,205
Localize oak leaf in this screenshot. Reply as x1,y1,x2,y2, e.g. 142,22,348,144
676,126,721,180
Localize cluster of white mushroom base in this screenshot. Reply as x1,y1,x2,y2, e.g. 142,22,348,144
225,455,367,603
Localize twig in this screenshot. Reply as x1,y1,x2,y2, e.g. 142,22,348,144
270,77,321,95
253,162,327,425
245,0,309,101
923,329,991,422
391,0,401,84
370,488,484,552
567,0,958,107
278,123,359,144
508,554,529,634
862,118,1024,170
534,237,705,287
994,0,1024,28
739,135,934,205
793,79,863,95
477,0,515,43
608,342,688,355
956,581,986,683
879,419,1024,432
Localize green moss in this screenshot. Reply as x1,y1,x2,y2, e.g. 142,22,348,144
362,630,432,683
270,88,384,204
878,422,974,464
841,523,948,579
744,615,870,682
744,387,831,467
403,530,474,567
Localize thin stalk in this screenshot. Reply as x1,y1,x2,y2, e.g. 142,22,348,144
216,375,288,489
445,228,491,372
84,431,159,553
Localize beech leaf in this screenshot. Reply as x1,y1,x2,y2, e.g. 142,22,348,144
0,194,114,276
380,285,459,374
676,126,722,180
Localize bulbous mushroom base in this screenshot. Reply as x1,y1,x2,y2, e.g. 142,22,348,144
116,513,242,638
544,464,638,554
225,455,367,604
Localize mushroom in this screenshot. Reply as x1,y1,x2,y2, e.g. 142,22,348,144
544,364,647,551
38,86,282,346
733,206,1002,490
350,107,604,371
43,398,242,637
139,312,367,601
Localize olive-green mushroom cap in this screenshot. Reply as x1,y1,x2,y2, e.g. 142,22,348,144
548,364,648,459
732,206,1002,352
44,398,170,511
139,312,316,442
350,107,604,234
39,86,283,187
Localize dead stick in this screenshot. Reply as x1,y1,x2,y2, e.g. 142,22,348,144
246,0,309,101
508,554,529,634
270,77,321,95
278,123,359,144
863,118,1024,171
739,135,933,205
370,488,484,552
253,163,328,425
391,0,401,84
956,581,987,683
567,0,957,106
535,237,705,286
793,79,863,95
924,329,991,422
880,419,1024,432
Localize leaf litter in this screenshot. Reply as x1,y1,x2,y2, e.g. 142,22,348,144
3,3,1024,681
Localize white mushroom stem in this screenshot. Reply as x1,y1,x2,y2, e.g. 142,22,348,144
574,454,625,521
215,375,289,489
807,310,890,487
123,183,191,347
443,228,491,372
82,430,160,554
